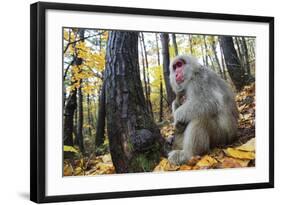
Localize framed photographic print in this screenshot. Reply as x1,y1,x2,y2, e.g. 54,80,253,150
30,1,274,203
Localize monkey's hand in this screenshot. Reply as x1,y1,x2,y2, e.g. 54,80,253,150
168,150,188,165
174,121,188,134
173,105,189,125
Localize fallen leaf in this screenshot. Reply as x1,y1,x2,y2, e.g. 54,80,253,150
63,163,73,176
236,138,255,152
74,167,83,175
179,165,192,171
102,154,112,163
187,156,201,166
153,158,179,171
196,155,218,168
63,145,79,153
219,157,250,168
224,148,255,160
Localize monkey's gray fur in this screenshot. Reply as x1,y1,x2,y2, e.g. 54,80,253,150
168,55,239,165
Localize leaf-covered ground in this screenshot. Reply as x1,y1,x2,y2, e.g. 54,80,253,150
64,83,255,176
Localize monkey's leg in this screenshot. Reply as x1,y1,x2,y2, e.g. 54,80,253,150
168,120,210,165
183,119,210,157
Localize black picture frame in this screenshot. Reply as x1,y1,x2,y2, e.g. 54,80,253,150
30,1,274,203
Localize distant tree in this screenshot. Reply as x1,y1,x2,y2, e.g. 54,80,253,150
75,29,85,153
160,33,175,106
171,34,178,56
140,33,153,117
219,36,250,90
241,37,251,76
188,35,194,55
155,33,163,122
95,82,106,147
210,37,223,77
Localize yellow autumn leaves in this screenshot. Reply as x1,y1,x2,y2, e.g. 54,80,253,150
64,30,106,94
154,138,255,172
64,154,115,176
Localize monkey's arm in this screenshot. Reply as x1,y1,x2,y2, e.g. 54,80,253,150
174,98,218,124
172,99,180,114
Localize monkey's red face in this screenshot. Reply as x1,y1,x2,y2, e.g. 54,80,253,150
173,59,186,84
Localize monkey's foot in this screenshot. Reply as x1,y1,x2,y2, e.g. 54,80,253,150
168,150,188,165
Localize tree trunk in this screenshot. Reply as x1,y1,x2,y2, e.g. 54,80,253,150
171,34,178,56
234,37,243,66
87,94,92,137
63,29,83,147
160,33,175,106
211,37,223,77
75,29,85,153
104,31,163,173
200,40,206,66
219,36,250,90
241,37,251,76
156,33,163,122
140,33,153,117
188,35,193,54
64,90,77,146
218,38,227,80
203,36,209,66
95,82,106,147
76,84,85,153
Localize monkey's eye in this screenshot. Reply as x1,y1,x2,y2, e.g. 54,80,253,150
176,61,183,68
173,61,183,70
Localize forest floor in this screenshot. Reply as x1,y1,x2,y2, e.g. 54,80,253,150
64,83,256,176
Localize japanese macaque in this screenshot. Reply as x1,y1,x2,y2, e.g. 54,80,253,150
168,55,238,165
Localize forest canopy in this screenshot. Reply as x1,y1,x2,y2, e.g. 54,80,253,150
63,28,256,176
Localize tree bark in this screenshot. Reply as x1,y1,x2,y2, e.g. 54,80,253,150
171,34,178,56
104,31,163,173
160,33,175,106
219,36,250,90
95,82,106,147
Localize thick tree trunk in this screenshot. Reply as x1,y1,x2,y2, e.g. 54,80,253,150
219,36,250,90
171,34,178,56
160,33,175,106
95,82,106,147
105,31,163,173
